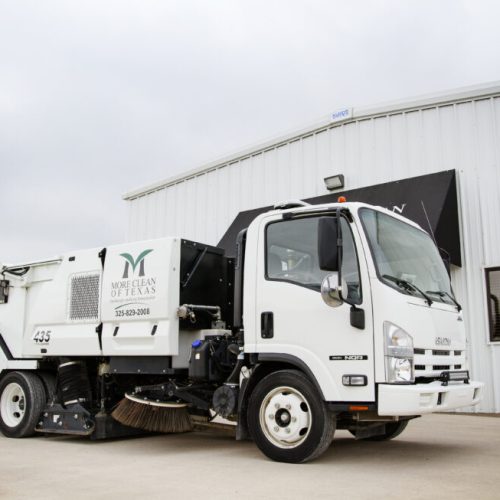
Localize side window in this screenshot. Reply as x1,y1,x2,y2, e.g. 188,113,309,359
266,216,362,303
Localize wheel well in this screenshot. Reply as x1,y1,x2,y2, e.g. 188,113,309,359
0,369,56,394
237,360,322,441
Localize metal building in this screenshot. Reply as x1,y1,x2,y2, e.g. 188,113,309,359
124,82,500,413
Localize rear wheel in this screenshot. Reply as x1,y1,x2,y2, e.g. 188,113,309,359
0,371,46,438
248,369,335,463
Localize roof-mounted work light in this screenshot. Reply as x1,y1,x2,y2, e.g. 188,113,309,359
324,174,345,191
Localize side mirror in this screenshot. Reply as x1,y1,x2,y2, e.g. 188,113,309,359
318,217,339,271
321,274,343,308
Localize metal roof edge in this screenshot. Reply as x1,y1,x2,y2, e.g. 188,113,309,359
123,80,500,201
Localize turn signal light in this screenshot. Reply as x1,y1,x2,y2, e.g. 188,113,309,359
349,405,369,411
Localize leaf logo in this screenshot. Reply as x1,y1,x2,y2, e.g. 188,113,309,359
120,249,153,278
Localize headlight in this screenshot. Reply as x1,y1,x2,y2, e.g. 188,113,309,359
384,321,414,383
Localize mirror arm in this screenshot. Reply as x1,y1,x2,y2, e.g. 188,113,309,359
336,208,343,295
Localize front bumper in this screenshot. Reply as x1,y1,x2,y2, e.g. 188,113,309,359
377,380,484,416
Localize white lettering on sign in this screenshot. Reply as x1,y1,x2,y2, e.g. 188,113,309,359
331,108,352,123
392,203,407,214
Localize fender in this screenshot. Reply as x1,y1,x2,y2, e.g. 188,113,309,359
236,352,326,441
256,353,325,399
0,333,38,374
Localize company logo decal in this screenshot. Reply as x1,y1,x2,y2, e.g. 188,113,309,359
120,249,153,278
110,248,156,304
435,337,451,346
330,355,368,361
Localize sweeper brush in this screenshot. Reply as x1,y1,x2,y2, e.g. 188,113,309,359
111,394,193,433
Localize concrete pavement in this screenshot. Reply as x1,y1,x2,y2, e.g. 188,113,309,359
0,413,498,500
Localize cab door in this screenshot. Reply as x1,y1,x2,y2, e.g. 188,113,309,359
254,213,374,402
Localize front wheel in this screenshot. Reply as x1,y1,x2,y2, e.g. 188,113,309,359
248,369,336,463
0,371,46,438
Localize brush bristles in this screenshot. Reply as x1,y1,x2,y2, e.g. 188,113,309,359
112,398,193,433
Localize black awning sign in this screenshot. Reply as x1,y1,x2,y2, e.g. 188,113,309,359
218,170,461,267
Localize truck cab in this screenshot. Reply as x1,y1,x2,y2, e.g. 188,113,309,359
239,201,482,461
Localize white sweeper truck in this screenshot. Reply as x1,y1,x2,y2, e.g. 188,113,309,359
0,201,483,463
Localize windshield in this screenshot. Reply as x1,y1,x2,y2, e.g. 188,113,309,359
359,208,453,304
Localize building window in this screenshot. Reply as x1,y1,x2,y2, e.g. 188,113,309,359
486,267,500,342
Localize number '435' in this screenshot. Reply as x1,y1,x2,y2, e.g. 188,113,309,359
32,330,51,344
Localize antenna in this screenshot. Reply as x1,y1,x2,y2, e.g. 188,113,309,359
422,200,453,281
421,201,438,247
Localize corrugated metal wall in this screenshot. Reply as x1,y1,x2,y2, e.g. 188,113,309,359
126,87,500,412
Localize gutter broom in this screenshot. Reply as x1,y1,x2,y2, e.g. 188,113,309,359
112,393,193,433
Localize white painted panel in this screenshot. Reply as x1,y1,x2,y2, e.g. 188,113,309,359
388,113,404,181
373,116,390,181
138,196,149,241
421,107,440,175
301,135,316,197
204,169,218,244
170,183,179,236
239,157,253,212
164,186,174,237
343,122,359,189
215,168,229,239
176,181,187,240
315,130,330,196
184,178,197,242
476,99,500,265
330,126,344,187
404,110,422,177
276,144,290,202
288,140,302,200
358,119,374,184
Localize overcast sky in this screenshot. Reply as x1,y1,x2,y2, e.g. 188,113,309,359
1,0,500,263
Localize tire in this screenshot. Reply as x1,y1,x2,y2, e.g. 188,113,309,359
0,371,46,438
247,369,336,463
351,420,409,441
38,372,57,403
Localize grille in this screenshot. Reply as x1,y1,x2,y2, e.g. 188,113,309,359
69,273,100,321
432,349,450,356
414,346,466,377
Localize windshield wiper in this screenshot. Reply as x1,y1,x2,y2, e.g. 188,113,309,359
426,290,462,311
382,274,433,306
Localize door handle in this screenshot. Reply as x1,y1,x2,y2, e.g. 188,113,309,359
261,311,274,339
